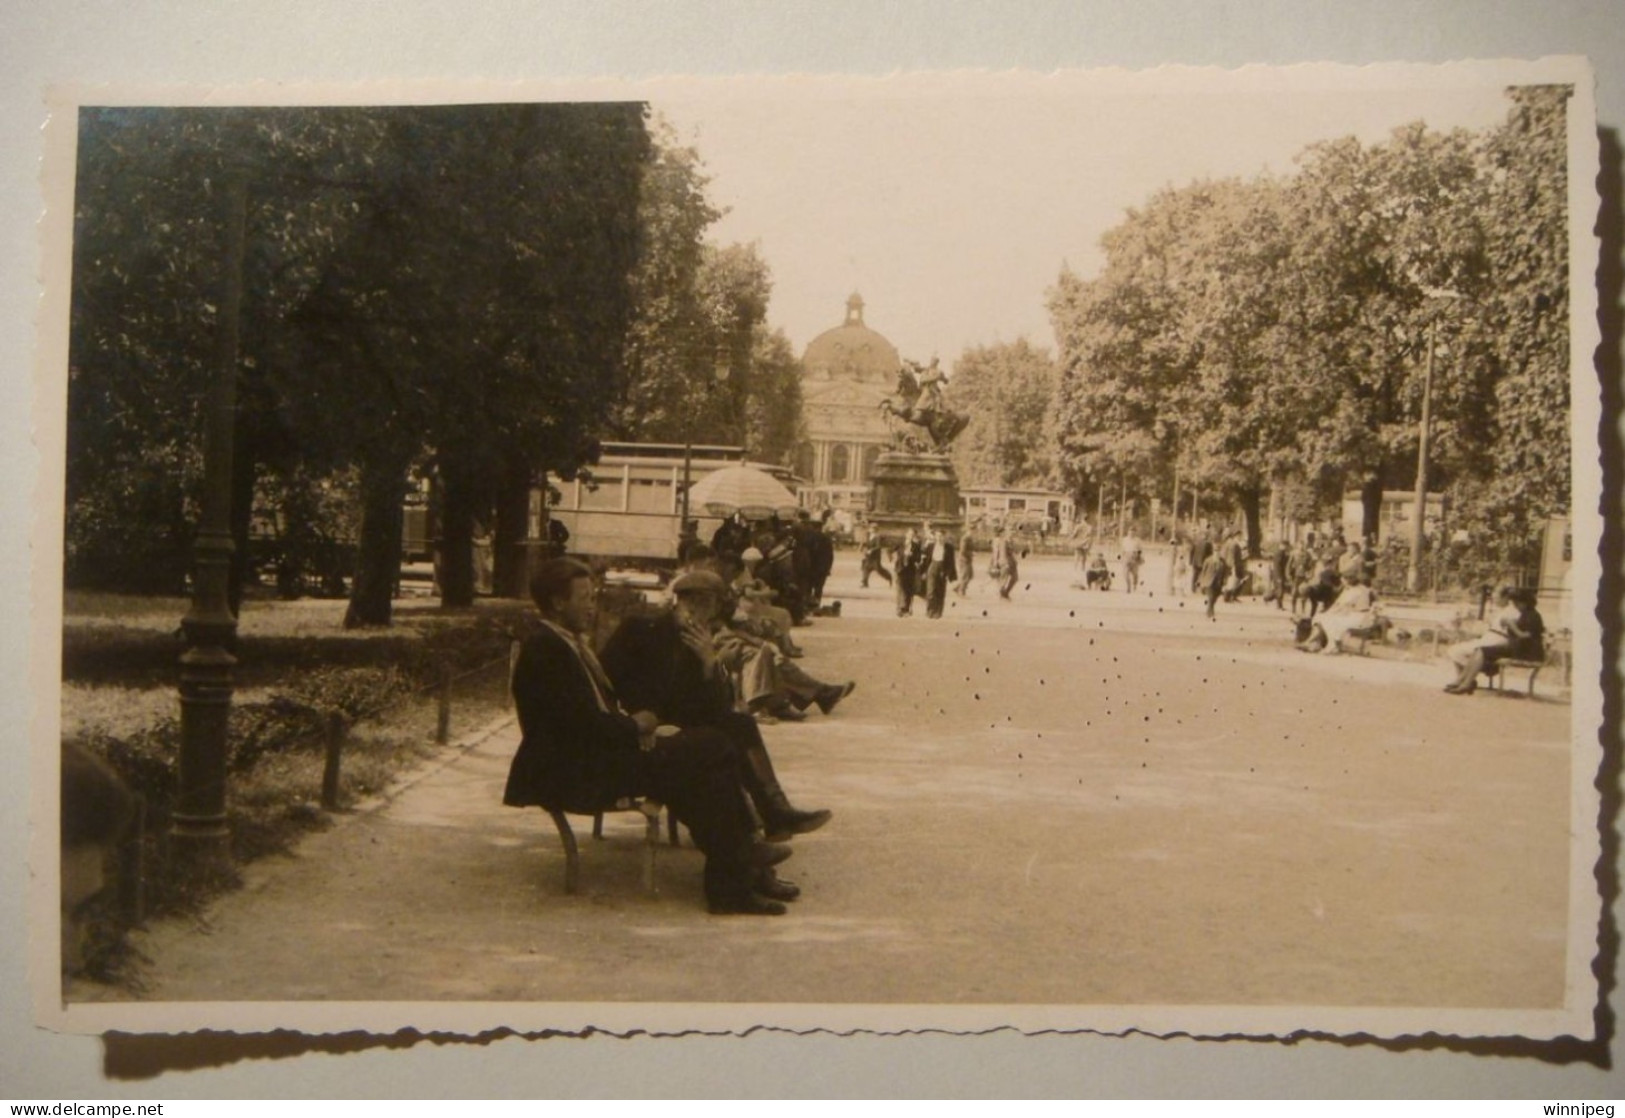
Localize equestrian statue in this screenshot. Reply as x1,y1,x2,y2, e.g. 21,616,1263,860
879,357,970,454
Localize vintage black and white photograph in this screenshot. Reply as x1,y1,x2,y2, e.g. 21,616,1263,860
36,63,1602,1039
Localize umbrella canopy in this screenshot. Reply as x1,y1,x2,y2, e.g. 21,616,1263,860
686,465,799,519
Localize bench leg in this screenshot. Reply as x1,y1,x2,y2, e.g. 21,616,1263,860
548,810,581,895
639,802,663,894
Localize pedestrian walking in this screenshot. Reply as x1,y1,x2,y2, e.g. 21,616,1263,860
1198,548,1227,619
1123,542,1143,594
955,531,975,596
991,525,1019,601
1265,539,1290,609
1170,543,1190,598
1189,530,1211,594
859,532,892,588
892,527,921,616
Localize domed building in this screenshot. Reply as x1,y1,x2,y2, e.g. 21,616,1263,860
797,292,901,512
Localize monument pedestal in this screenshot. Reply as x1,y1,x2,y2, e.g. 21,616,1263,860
867,452,962,541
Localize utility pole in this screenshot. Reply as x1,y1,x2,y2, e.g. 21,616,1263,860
1118,473,1128,539
1406,319,1436,595
1171,461,1181,539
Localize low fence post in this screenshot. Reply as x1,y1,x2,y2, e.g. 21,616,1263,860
435,661,453,744
321,711,344,811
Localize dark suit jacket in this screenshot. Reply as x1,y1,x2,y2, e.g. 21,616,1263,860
923,540,957,582
503,623,642,814
598,610,734,729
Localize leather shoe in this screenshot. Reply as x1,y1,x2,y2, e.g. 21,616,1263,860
754,869,801,902
708,894,788,916
751,841,794,869
816,682,855,715
763,806,833,843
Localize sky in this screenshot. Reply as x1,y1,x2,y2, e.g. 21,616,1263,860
648,68,1518,364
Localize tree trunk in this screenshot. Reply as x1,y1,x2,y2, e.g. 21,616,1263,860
1360,475,1383,544
437,465,477,609
344,454,407,628
492,456,533,600
1239,486,1263,557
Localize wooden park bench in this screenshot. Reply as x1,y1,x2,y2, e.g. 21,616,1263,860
1336,616,1392,656
547,799,679,896
510,626,682,897
1485,628,1571,698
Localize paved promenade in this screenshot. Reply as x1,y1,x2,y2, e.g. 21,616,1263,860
93,554,1574,1018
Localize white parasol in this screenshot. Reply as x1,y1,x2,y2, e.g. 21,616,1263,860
686,465,800,519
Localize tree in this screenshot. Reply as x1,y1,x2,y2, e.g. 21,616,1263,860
1471,85,1572,560
944,339,1058,489
1048,105,1543,561
289,103,651,620
741,326,806,466
68,104,652,622
67,107,388,595
610,121,723,444
1278,122,1491,541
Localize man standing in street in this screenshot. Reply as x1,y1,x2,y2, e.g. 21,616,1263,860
892,527,922,616
1189,528,1212,595
991,524,1019,601
921,523,958,619
954,530,975,597
1198,546,1228,620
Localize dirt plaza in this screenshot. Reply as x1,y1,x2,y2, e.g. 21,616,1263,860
91,552,1575,1012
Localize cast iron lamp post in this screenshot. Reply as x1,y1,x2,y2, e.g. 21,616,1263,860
172,170,248,865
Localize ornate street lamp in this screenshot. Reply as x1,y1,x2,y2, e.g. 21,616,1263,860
172,170,248,866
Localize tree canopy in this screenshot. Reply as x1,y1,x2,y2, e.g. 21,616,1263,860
67,102,651,621
944,339,1059,489
1047,85,1571,566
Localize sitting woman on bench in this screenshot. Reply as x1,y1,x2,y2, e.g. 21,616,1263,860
1296,576,1376,655
1443,587,1544,695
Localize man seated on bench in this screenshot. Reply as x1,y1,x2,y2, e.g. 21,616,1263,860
600,568,833,866
1444,586,1545,695
503,558,792,916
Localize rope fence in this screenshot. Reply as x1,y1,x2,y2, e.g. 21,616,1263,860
319,648,516,811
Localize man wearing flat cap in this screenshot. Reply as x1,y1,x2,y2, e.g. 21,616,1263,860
601,570,833,854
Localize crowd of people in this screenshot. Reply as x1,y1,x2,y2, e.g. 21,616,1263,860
867,520,1023,617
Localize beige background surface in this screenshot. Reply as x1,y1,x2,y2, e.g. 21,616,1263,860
4,0,1623,1098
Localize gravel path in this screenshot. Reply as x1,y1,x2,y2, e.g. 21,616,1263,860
89,555,1575,1020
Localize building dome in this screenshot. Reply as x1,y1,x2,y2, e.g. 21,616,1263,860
795,294,901,510
801,293,900,386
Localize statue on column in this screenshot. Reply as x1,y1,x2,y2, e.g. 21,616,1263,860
880,358,970,453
